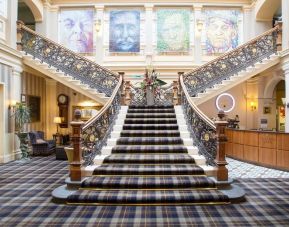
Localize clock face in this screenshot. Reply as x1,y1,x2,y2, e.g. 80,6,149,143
58,94,67,104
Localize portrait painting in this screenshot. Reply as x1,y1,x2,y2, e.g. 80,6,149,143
27,95,41,122
109,10,140,52
0,0,7,17
59,9,94,53
157,9,190,52
204,9,241,54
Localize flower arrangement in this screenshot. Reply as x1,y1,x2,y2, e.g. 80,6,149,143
140,67,163,96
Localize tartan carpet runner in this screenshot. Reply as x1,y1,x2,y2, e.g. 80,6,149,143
68,105,229,205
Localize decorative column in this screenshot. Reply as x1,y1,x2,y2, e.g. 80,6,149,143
95,5,105,65
70,110,84,181
242,6,253,42
193,4,203,65
284,59,289,132
7,0,18,48
282,0,289,50
214,110,228,181
145,4,154,65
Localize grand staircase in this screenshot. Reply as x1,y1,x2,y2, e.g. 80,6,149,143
67,105,229,205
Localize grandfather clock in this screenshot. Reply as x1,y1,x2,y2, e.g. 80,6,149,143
57,94,69,128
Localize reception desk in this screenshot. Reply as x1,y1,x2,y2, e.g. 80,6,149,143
225,129,289,171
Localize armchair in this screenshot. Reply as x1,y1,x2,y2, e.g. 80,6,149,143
28,131,56,156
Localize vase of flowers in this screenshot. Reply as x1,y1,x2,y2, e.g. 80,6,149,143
141,68,161,105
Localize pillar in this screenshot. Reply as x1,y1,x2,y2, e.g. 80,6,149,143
282,0,289,50
145,4,154,65
95,5,104,64
45,79,58,138
193,4,203,65
284,59,289,132
7,0,18,49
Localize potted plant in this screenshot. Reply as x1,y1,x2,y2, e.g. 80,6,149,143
11,102,31,160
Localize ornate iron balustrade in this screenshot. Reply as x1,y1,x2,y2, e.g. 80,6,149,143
183,26,279,97
180,26,281,165
180,77,217,165
81,77,123,166
17,22,118,96
129,83,174,106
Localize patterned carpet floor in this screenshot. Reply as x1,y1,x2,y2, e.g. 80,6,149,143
1,156,289,226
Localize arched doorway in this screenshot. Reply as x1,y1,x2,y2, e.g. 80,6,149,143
18,1,35,30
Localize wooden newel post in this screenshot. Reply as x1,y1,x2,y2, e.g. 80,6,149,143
70,110,84,181
124,81,131,106
16,20,24,51
173,81,179,105
214,110,228,181
275,21,282,51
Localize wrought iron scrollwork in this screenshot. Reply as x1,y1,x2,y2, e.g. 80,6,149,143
81,79,122,166
183,27,279,97
181,89,216,165
180,26,280,165
18,24,118,96
129,83,174,106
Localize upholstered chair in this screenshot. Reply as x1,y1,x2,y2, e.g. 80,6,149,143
28,131,56,156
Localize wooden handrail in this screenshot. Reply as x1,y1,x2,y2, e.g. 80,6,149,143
17,21,118,78
184,25,280,77
83,76,123,130
180,74,215,129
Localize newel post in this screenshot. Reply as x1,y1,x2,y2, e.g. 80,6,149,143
173,81,179,105
178,72,184,103
16,20,24,51
124,81,131,106
70,110,84,181
214,110,228,181
275,21,282,51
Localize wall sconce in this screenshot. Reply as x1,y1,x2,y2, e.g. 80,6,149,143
95,19,101,33
250,101,256,111
281,98,289,108
196,19,204,33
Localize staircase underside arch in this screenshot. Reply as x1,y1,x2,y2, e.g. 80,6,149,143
22,0,43,22
255,0,281,21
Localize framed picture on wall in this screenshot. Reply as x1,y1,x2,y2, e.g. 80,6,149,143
21,94,26,103
263,106,271,114
27,95,41,122
72,106,102,121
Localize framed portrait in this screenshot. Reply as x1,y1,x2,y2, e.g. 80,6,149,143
203,9,242,55
27,95,41,122
21,94,26,103
59,9,94,53
157,9,190,52
263,106,271,114
109,10,140,52
72,105,102,121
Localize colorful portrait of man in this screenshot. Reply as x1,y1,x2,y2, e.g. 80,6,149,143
157,9,190,52
109,10,140,52
204,10,240,54
59,9,94,53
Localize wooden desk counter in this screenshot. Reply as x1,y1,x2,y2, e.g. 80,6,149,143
225,129,289,171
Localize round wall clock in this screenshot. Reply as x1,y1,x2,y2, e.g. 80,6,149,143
215,93,235,113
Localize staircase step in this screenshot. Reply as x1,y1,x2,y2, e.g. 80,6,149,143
111,145,188,153
67,190,229,205
103,154,195,164
123,124,179,130
126,113,176,118
93,164,205,176
120,130,180,137
128,108,175,113
124,118,177,124
129,105,174,109
116,137,183,145
81,176,216,189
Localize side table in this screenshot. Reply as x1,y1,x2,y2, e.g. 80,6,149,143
55,146,67,160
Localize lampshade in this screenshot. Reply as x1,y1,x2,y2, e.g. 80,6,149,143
53,117,62,124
